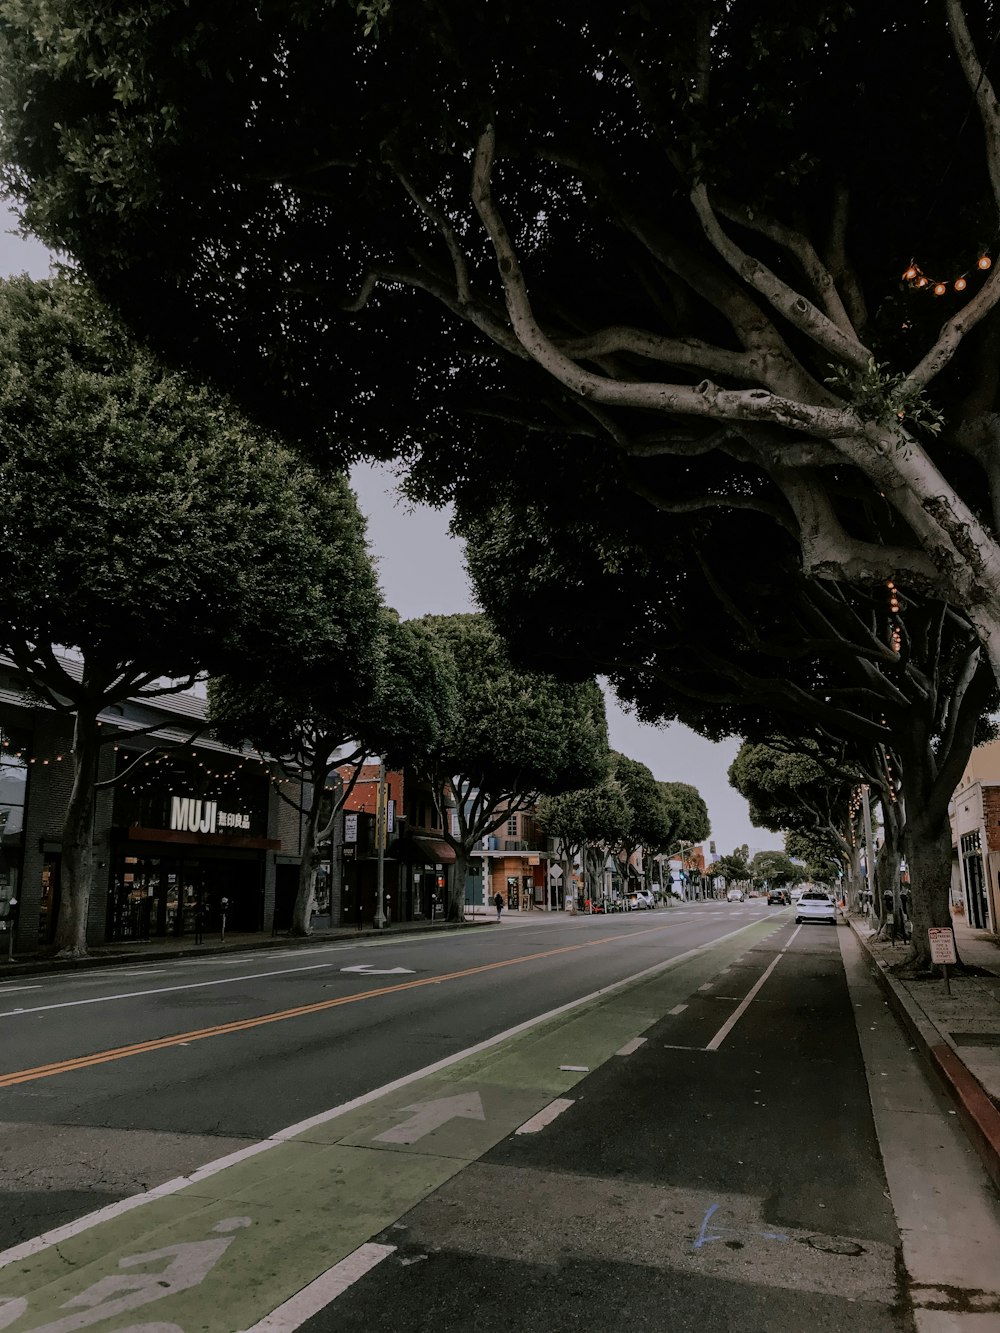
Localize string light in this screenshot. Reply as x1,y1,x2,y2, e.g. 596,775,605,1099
902,253,992,297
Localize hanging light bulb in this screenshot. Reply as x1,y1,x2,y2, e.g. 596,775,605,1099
903,264,918,281
916,276,929,288
955,276,968,291
978,255,992,270
933,282,947,295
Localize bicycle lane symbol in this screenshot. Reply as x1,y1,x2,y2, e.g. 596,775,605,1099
0,1216,252,1333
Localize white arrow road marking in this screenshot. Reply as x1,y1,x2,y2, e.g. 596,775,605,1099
340,964,415,976
374,1093,486,1145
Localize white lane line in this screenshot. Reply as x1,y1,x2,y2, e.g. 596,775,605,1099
558,1064,589,1072
0,913,768,1271
705,925,802,1051
242,1242,396,1331
515,1098,575,1134
668,1003,688,1015
698,983,714,991
0,986,41,994
0,963,332,1018
616,1037,646,1056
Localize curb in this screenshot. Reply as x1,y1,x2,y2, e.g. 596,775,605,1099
0,919,489,980
848,917,1000,1196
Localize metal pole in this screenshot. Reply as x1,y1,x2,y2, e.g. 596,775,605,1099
374,758,387,929
861,784,878,922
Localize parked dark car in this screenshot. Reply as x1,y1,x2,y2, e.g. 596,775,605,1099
767,888,791,905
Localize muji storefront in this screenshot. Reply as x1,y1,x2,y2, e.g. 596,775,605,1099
107,752,280,940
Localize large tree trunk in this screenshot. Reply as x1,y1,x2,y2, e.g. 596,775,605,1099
902,814,957,972
447,847,469,922
291,773,323,936
54,712,100,957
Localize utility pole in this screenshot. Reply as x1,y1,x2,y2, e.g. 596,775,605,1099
861,784,879,922
374,758,387,929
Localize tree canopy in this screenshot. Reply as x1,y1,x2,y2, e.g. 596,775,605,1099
210,612,452,935
409,613,609,918
5,4,1000,672
0,275,374,953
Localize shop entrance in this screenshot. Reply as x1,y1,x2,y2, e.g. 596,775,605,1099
107,852,264,941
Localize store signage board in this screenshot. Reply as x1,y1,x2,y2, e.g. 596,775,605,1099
169,796,251,835
344,813,358,843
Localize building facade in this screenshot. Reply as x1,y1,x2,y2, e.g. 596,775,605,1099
0,658,301,951
949,738,1000,934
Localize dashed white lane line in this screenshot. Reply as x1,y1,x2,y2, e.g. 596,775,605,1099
515,1098,575,1135
0,962,333,1018
241,1242,397,1332
698,983,714,991
616,1037,647,1056
0,986,41,994
668,1003,688,1015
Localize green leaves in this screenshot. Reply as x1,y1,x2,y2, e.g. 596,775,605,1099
411,612,609,846
0,274,375,711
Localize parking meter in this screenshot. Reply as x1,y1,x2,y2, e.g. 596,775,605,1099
0,895,18,961
220,896,229,943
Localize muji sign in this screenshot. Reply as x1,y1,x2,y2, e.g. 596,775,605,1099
169,796,251,835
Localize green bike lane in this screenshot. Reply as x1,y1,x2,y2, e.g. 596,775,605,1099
0,914,787,1332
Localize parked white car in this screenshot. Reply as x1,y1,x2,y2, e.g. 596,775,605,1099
795,890,837,924
635,889,655,910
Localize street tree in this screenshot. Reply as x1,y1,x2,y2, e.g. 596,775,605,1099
710,851,752,887
462,469,995,968
537,776,629,909
785,830,842,888
606,754,674,894
0,276,377,955
657,782,711,856
7,7,1000,675
210,614,452,935
729,737,865,893
412,614,609,920
749,850,799,890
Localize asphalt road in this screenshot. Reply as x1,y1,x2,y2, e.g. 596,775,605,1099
1,900,993,1331
0,902,775,1243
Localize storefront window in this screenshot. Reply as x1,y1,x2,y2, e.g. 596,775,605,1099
0,725,28,921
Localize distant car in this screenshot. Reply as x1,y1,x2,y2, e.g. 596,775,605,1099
795,890,837,924
767,889,790,906
789,888,804,903
726,887,744,902
635,889,655,910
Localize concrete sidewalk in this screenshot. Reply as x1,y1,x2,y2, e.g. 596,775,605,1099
849,913,1000,1196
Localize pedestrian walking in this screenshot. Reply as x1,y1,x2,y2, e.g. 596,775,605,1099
494,891,504,922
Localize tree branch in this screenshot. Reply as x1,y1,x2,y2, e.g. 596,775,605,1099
689,184,873,373
715,196,859,339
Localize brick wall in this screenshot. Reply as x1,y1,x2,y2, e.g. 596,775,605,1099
982,785,1000,852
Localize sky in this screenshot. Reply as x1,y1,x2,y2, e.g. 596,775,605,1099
0,201,777,854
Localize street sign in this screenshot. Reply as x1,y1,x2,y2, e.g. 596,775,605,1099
548,864,563,881
344,812,358,843
342,845,356,859
928,927,957,965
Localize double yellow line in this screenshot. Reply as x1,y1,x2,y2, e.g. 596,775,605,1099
0,923,677,1088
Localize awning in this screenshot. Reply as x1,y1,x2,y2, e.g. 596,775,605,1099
389,833,456,865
